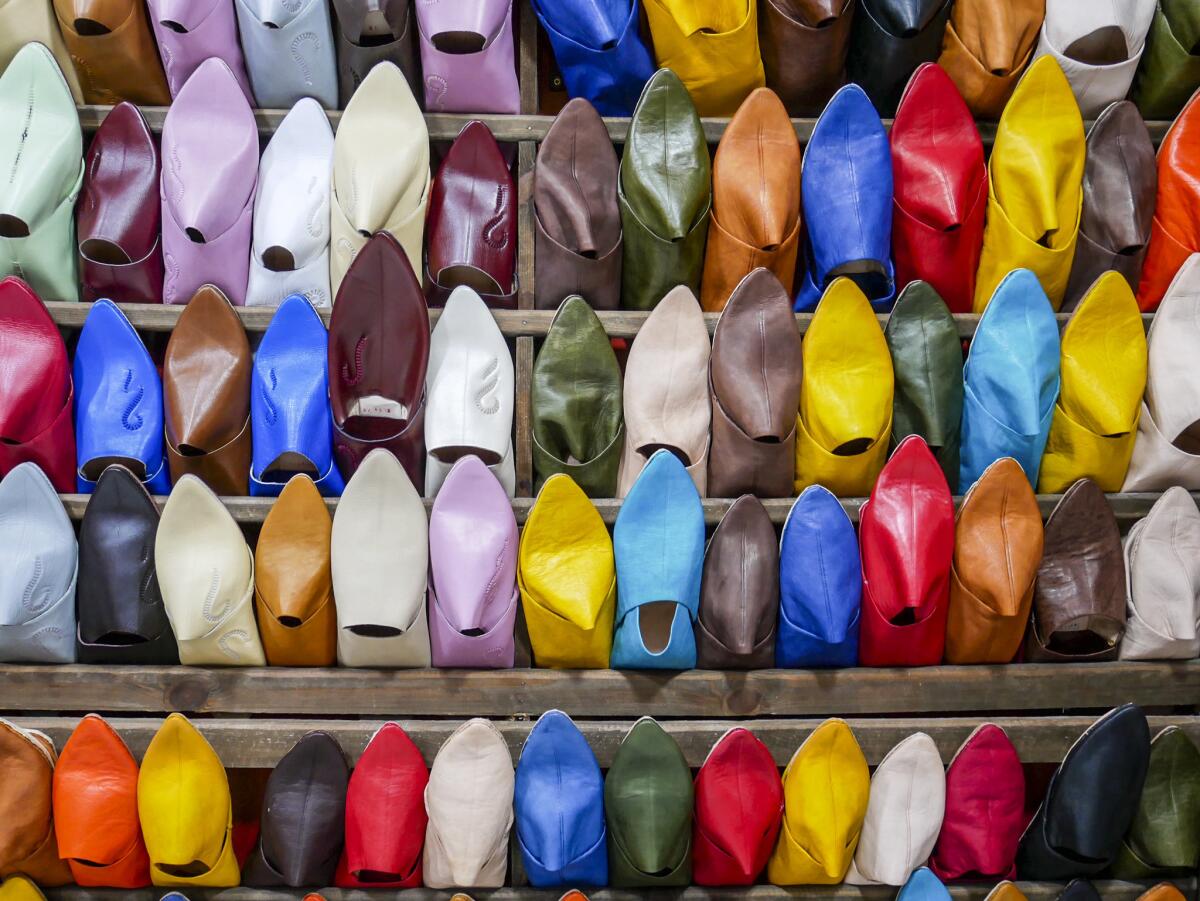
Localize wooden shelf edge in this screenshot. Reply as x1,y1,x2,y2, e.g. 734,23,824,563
3,663,1196,717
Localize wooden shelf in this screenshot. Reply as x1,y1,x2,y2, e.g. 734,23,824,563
6,663,1196,718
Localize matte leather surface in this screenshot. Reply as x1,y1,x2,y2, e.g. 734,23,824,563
414,0,519,114
937,0,1046,118
759,0,854,115
146,0,253,100
612,450,705,670
530,0,654,115
0,463,76,664
233,0,337,109
534,99,622,312
1134,0,1200,118
960,268,1061,490
1016,705,1151,879
692,728,782,886
531,296,623,496
332,0,420,106
890,64,987,314
1112,727,1200,875
518,473,615,669
697,495,778,669
1064,102,1157,311
137,714,239,887
701,88,800,312
708,268,802,498
946,458,1043,665
328,232,429,487
899,868,952,901
974,56,1085,312
53,715,149,887
885,282,963,489
795,85,895,312
77,102,163,305
163,284,251,495
159,58,258,306
930,724,1025,881
52,0,170,103
605,718,693,887
76,465,177,665
847,0,955,114
514,711,607,887
619,69,712,311
0,719,71,885
1029,479,1126,662
777,485,861,668
0,43,83,302
0,0,83,101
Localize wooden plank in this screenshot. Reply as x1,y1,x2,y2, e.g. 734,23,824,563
4,662,1196,717
21,715,1200,767
43,302,1155,338
38,882,1197,901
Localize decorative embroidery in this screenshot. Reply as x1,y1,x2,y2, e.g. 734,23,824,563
475,356,501,414
201,568,231,624
425,74,448,110
289,31,320,87
482,185,509,250
341,335,366,386
259,368,279,424
121,369,145,431
218,629,250,660
21,556,48,615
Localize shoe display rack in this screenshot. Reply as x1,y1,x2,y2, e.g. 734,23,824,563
2,2,1197,899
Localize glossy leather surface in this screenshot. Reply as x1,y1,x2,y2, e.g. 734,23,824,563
77,102,163,304
768,719,869,885
156,475,264,666
1029,479,1126,662
160,59,258,306
251,295,343,496
330,62,429,287
618,286,710,496
138,714,239,887
52,0,170,104
0,0,83,101
612,450,705,670
938,0,1046,118
332,0,419,106
946,458,1043,665
899,868,952,901
619,69,712,311
795,278,894,496
777,485,861,668
427,456,518,669
328,232,429,487
708,268,802,498
1112,727,1200,875
0,278,74,492
847,0,955,114
0,463,76,664
605,718,693,887
422,719,515,889
1038,272,1147,493
1120,487,1200,660
331,449,429,668
76,465,176,665
514,711,607,886
146,0,252,99
234,0,337,109
643,0,764,116
960,268,1061,489
163,285,251,495
534,99,622,312
0,43,83,302
244,732,348,887
692,728,782,886
254,474,336,667
759,0,854,115
414,0,519,114
974,56,1085,311
795,85,895,312
52,715,149,887
518,473,615,669
885,282,963,488
858,436,954,667
74,299,169,494
530,0,654,115
0,719,70,885
890,64,987,314
335,722,427,888
702,88,800,311
532,296,623,496
1064,102,1157,310
426,121,517,308
247,99,333,309
1139,88,1200,312
1017,705,1151,878
697,495,778,669
1134,0,1200,118
930,724,1025,881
